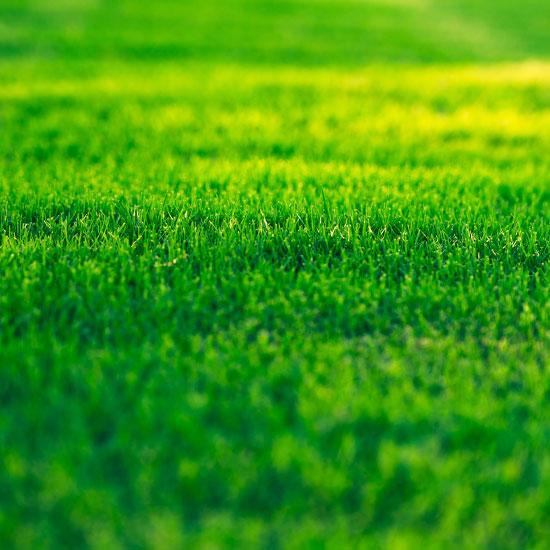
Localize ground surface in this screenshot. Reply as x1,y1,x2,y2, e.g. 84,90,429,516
2,1,550,548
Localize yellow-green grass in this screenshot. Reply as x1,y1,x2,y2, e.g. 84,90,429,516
3,0,550,548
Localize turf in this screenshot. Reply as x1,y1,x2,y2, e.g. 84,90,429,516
2,1,550,548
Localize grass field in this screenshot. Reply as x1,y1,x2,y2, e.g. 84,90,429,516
2,1,550,548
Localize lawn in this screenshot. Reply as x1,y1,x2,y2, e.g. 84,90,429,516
2,0,550,548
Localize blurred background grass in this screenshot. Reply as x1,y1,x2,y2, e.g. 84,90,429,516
2,0,550,66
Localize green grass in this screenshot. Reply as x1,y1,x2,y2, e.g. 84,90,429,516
2,1,550,548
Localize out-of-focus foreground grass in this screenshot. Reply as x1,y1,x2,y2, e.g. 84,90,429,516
2,1,550,549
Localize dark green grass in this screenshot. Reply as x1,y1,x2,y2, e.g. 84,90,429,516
2,1,550,548
2,0,550,64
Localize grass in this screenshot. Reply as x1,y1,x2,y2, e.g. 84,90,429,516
2,0,550,548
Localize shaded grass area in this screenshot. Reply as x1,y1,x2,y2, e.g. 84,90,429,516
1,0,550,64
3,0,550,548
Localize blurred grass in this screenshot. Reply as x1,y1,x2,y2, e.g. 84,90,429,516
2,1,550,549
2,0,550,64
